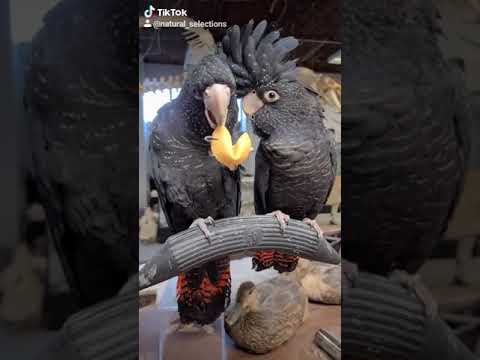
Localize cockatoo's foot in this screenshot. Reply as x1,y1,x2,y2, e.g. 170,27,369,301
389,270,438,318
190,217,215,244
268,210,290,234
302,218,324,239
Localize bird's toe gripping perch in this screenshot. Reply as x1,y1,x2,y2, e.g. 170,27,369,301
139,215,341,290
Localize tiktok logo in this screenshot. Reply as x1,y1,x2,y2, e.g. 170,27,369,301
144,5,155,18
144,6,187,17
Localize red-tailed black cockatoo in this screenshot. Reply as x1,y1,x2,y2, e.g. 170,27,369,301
342,0,470,277
23,0,138,310
149,54,240,329
220,21,337,273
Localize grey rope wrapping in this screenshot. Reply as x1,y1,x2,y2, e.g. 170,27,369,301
34,292,139,360
342,269,478,360
139,215,341,289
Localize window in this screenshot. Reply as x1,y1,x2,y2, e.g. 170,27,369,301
143,88,181,123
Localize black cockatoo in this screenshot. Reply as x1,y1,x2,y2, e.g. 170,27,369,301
342,0,470,276
220,21,337,273
149,54,240,328
23,0,138,312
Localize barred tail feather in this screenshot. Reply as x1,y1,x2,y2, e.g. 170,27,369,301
252,251,298,273
273,252,299,273
252,250,275,271
176,258,231,325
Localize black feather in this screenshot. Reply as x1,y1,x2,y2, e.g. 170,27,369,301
275,60,297,78
258,30,281,49
229,62,253,81
221,20,300,95
236,77,254,88
251,19,268,45
222,35,231,55
241,19,254,48
272,37,300,63
230,25,242,64
244,36,261,78
256,42,275,76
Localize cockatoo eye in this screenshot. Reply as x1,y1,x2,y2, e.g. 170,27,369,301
264,90,280,103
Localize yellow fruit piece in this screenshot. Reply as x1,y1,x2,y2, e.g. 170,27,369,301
210,126,253,171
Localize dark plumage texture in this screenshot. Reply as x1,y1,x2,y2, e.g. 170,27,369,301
219,20,298,96
24,0,138,307
149,54,240,324
342,0,470,274
251,81,337,273
221,22,336,273
252,80,337,220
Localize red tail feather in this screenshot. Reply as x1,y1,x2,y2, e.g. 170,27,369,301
253,251,298,273
176,258,231,325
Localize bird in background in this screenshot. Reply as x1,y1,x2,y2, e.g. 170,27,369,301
24,0,139,311
342,0,471,316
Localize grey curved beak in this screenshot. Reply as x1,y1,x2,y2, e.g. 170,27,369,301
203,83,231,129
242,90,264,117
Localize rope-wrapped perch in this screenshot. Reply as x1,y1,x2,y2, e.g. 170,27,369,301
139,215,340,289
342,269,478,360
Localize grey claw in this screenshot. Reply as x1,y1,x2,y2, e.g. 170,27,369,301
205,216,215,226
302,218,324,239
190,217,215,244
270,210,290,234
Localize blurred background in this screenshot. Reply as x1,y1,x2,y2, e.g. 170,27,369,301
418,0,480,352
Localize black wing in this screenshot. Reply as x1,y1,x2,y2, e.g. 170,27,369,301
24,0,138,306
253,145,271,215
322,123,339,208
149,101,196,233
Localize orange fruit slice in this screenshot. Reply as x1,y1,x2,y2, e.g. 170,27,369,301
210,126,253,171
